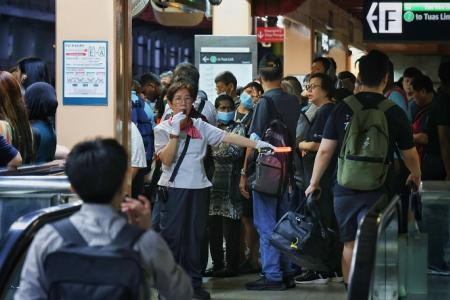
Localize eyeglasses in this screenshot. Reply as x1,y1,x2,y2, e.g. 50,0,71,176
305,84,320,91
173,96,193,103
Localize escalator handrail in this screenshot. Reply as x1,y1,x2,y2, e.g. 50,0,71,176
347,194,401,300
0,201,82,291
0,176,70,192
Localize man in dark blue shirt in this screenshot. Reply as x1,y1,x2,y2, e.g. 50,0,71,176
305,50,421,288
245,54,300,291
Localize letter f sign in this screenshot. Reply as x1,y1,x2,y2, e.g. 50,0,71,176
366,2,402,34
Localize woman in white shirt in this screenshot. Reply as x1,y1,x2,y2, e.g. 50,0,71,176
154,79,272,300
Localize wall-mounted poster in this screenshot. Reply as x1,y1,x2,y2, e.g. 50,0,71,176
63,41,108,105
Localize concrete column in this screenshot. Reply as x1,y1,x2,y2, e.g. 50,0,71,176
212,0,252,35
55,0,131,149
283,21,312,76
328,46,348,73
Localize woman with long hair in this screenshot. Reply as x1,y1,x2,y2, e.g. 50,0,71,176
0,71,34,163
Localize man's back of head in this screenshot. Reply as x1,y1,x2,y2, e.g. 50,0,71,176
357,50,390,88
65,138,128,204
258,53,283,83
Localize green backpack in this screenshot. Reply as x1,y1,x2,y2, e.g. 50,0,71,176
337,96,395,190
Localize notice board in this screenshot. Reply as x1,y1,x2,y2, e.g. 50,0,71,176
195,36,257,103
63,41,108,105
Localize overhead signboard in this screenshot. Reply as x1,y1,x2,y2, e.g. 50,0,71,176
363,1,450,41
195,36,257,102
256,27,284,43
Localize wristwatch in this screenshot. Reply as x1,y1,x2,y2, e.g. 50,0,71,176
240,168,246,176
169,134,179,139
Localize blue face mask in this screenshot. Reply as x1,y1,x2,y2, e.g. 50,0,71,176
240,92,253,109
217,111,234,124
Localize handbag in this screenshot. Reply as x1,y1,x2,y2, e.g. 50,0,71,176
269,190,338,272
157,135,191,203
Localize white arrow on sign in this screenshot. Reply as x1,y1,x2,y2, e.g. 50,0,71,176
257,31,264,39
202,56,210,63
366,2,378,34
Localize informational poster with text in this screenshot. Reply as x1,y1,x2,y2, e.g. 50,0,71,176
63,41,108,105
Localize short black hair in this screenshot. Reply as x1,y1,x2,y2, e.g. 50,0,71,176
258,53,283,81
17,57,51,88
356,50,390,87
337,71,356,84
312,57,331,72
403,67,422,79
438,61,450,85
243,81,264,94
412,75,434,93
214,94,235,109
174,62,200,87
310,73,335,99
215,71,237,90
140,73,161,87
65,139,128,204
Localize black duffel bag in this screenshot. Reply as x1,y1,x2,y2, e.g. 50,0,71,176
269,190,338,272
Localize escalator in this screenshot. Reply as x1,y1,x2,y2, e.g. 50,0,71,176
0,201,81,299
348,181,450,300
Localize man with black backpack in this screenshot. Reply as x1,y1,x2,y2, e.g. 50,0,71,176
305,50,421,289
15,138,192,300
244,54,300,291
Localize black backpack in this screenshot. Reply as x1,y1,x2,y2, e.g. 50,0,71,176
252,96,291,197
44,219,145,300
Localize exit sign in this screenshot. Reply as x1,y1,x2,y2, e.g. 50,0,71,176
256,27,284,43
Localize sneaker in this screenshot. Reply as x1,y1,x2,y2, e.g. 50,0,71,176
193,287,211,300
245,276,287,291
295,271,330,285
331,271,344,283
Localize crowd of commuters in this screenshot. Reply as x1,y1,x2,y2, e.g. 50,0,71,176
2,49,448,299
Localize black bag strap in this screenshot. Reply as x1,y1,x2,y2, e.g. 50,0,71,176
263,95,284,123
169,135,191,184
305,190,329,238
197,99,206,114
113,223,145,248
52,218,87,246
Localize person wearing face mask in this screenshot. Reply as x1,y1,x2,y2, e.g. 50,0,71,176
235,81,264,274
206,94,247,278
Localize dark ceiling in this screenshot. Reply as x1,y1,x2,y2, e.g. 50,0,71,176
331,0,364,20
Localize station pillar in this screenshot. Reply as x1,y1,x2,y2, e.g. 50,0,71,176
55,0,131,149
283,20,313,77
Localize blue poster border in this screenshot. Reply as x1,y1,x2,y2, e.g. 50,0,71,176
63,40,108,106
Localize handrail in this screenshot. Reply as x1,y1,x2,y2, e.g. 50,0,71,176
0,160,65,176
347,194,400,300
420,181,450,204
0,201,82,294
0,176,70,193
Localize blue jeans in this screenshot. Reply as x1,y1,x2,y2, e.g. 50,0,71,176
253,187,298,281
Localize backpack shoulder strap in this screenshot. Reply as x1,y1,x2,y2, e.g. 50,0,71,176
343,95,363,113
377,98,396,112
197,99,206,114
263,95,283,122
51,218,87,246
113,223,145,248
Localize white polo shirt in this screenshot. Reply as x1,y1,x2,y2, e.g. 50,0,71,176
154,118,226,189
131,122,147,169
